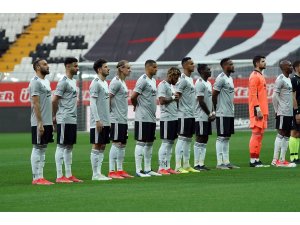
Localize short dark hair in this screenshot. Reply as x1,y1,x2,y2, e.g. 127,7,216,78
197,64,208,74
33,58,45,71
145,59,156,67
93,58,107,73
220,58,231,68
181,57,191,66
293,60,300,70
64,57,78,66
252,55,265,67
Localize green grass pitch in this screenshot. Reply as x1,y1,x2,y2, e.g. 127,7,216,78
1,131,300,212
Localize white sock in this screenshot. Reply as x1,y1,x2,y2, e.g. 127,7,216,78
175,137,184,169
144,143,153,172
109,144,118,172
183,138,192,168
39,147,46,179
64,146,73,178
135,142,144,173
223,138,230,165
216,137,224,165
55,144,65,178
90,149,100,177
199,143,207,166
31,147,40,180
280,136,289,162
158,141,168,170
273,134,283,161
166,141,174,169
194,142,201,166
250,158,256,163
117,146,125,171
98,150,104,175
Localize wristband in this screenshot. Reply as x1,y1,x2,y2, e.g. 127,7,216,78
255,106,261,112
171,96,175,100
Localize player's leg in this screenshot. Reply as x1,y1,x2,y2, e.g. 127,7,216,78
90,127,111,180
144,122,161,176
31,125,54,185
158,121,169,174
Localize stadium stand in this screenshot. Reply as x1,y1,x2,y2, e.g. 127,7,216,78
1,13,300,81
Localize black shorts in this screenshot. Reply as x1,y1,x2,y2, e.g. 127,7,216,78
57,124,77,145
216,117,234,137
292,115,300,131
110,123,128,144
134,121,156,142
160,120,178,140
31,125,54,145
90,126,110,144
276,115,293,131
178,118,195,137
195,121,212,136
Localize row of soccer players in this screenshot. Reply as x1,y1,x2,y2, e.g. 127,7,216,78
28,55,299,185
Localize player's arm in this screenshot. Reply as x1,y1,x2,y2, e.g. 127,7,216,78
52,95,61,124
32,95,44,136
109,80,120,112
212,90,219,112
90,82,103,132
159,96,178,105
131,78,146,111
249,74,263,120
109,93,114,112
130,91,139,111
272,78,282,116
212,76,224,112
90,96,103,132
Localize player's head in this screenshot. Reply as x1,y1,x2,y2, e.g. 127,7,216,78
33,58,49,76
253,55,266,70
181,57,194,73
220,58,234,74
93,58,109,77
293,60,300,73
197,63,211,80
279,59,293,75
64,57,79,76
145,59,157,76
117,60,131,77
167,67,181,85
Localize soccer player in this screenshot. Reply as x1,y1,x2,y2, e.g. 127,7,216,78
131,59,161,177
212,58,239,169
157,67,181,175
89,58,112,180
194,64,215,171
272,60,296,167
108,60,134,179
174,57,199,173
29,59,54,185
52,57,83,183
289,60,300,164
248,55,269,167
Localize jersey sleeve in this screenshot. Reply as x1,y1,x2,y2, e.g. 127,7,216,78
157,83,166,98
134,78,147,94
248,74,259,106
54,80,67,97
196,80,205,97
109,80,121,96
213,76,225,91
274,77,284,93
30,80,40,96
175,79,187,94
90,80,100,98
